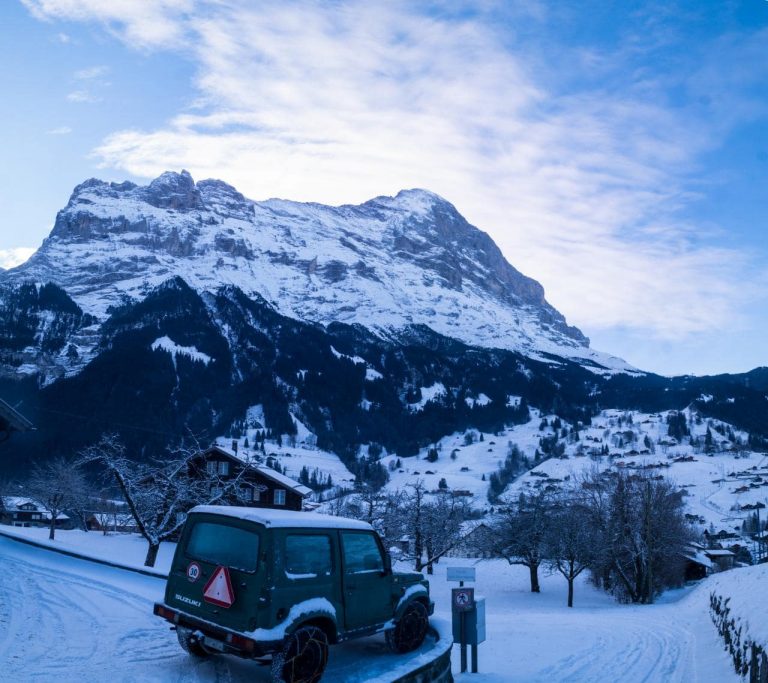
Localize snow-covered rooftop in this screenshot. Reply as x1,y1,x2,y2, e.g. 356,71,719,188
189,505,373,530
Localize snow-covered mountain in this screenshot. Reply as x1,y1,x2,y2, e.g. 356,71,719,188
2,172,767,479
2,170,631,374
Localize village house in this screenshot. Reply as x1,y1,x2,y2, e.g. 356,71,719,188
0,496,71,529
192,445,312,512
704,548,736,572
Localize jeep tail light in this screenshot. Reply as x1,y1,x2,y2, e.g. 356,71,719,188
154,604,179,623
226,633,256,653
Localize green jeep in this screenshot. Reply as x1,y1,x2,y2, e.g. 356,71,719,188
153,506,433,683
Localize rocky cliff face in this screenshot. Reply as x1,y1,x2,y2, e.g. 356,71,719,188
2,171,627,380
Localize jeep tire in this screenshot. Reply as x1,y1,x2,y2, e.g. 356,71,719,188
271,625,329,683
386,600,429,653
176,626,211,658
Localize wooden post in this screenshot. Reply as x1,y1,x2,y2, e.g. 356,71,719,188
460,611,467,673
471,644,478,673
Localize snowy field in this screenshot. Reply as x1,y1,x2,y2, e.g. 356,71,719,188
0,527,742,682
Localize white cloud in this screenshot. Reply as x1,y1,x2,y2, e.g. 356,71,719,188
0,248,36,270
46,126,72,135
56,31,70,43
66,89,99,103
74,65,108,80
24,0,768,342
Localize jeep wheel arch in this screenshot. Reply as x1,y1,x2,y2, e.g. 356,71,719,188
289,616,338,645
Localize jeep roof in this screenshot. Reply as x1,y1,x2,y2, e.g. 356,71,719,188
189,505,373,530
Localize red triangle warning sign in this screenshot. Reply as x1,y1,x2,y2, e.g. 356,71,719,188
203,566,235,608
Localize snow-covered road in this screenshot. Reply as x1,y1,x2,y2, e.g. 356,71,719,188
0,536,444,683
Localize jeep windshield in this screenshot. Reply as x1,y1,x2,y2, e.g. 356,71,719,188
185,521,261,573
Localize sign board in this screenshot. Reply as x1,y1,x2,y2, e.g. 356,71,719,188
186,562,201,582
447,566,476,583
452,596,486,645
203,566,235,608
452,587,475,613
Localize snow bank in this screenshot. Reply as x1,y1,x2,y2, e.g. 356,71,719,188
709,563,768,674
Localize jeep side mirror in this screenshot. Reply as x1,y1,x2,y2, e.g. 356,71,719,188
383,552,392,574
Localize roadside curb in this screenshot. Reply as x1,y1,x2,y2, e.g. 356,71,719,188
0,528,168,579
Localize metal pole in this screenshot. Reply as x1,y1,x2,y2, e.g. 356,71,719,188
471,644,478,673
460,612,467,673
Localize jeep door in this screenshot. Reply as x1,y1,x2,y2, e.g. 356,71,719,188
340,531,392,631
167,515,264,633
271,529,340,625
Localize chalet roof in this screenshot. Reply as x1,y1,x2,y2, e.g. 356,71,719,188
202,445,312,497
190,505,372,530
705,549,735,557
682,550,713,569
0,398,34,434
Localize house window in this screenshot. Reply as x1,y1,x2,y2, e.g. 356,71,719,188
253,488,261,502
239,486,253,502
206,461,217,475
210,484,223,497
218,461,230,476
274,489,286,506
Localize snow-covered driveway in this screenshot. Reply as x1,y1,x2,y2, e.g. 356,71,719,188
0,536,443,683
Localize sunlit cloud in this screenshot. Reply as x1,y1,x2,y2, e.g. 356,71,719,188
46,126,72,135
22,0,768,343
0,248,36,270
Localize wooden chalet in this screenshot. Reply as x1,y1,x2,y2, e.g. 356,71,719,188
0,496,71,529
194,445,312,512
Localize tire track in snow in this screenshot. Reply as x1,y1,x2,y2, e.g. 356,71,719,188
532,607,695,683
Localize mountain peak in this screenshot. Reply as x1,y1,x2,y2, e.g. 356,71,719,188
144,170,203,211
5,172,632,372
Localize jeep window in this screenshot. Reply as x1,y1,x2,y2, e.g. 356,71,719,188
285,534,332,579
185,521,260,572
342,532,384,573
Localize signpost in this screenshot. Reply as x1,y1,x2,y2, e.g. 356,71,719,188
447,566,476,583
448,567,484,673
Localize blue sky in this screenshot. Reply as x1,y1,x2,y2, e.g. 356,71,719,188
1,0,767,377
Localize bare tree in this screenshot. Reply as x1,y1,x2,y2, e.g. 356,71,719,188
489,491,551,593
420,494,468,574
81,434,247,567
336,482,468,574
546,495,595,607
26,457,87,540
